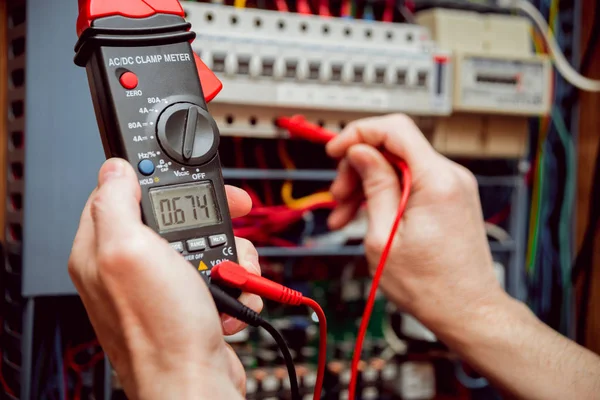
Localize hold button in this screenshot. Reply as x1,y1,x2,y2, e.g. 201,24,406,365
138,160,155,176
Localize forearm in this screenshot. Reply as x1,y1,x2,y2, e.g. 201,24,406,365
424,292,600,399
122,360,244,400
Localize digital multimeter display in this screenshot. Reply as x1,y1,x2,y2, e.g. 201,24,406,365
149,182,221,233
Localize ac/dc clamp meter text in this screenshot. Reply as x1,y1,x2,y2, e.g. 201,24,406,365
74,0,237,275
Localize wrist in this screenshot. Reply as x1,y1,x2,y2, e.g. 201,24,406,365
414,285,516,350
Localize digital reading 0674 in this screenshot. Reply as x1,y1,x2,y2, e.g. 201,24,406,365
74,3,237,273
150,183,221,233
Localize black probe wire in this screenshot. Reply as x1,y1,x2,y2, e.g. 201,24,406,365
206,284,301,400
258,319,301,400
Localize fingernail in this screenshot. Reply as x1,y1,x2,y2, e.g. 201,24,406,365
223,316,242,334
228,185,246,196
99,159,125,186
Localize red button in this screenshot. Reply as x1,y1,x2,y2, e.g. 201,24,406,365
119,72,138,89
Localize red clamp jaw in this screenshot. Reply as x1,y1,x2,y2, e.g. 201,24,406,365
77,0,222,103
77,0,184,36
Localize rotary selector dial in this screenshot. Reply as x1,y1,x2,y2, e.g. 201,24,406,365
156,102,220,165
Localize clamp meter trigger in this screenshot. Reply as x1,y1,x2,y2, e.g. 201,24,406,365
74,0,238,278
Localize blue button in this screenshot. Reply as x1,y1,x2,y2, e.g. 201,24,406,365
138,160,155,176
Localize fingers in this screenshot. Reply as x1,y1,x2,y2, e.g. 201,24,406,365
326,114,438,183
69,188,99,287
330,159,360,202
225,185,252,218
221,237,264,335
235,237,261,276
345,144,402,240
222,292,264,335
328,159,363,229
327,194,362,230
90,158,143,245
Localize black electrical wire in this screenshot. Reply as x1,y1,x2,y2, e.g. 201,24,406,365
204,281,301,400
258,319,301,400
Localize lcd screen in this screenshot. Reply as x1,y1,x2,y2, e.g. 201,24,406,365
149,182,221,233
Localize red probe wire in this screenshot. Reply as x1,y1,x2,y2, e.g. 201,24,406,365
276,116,412,400
211,262,327,400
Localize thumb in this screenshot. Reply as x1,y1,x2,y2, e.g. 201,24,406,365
346,144,402,241
91,158,143,243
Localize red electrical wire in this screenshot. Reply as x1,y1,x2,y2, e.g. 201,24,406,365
349,160,410,400
300,298,327,400
233,200,336,245
211,262,328,400
318,0,331,17
275,115,412,400
382,0,395,22
486,204,511,225
340,0,351,17
276,0,289,12
0,318,15,397
65,340,104,400
0,350,15,397
297,0,312,14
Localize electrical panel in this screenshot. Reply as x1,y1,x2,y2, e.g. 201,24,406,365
3,0,548,398
184,3,453,140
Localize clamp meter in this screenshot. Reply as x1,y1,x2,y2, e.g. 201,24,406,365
74,0,237,275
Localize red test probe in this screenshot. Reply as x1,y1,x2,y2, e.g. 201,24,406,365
276,115,413,400
211,261,327,400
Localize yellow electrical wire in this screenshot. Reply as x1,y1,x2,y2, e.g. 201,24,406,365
525,26,551,273
549,0,559,34
234,0,247,8
277,141,334,209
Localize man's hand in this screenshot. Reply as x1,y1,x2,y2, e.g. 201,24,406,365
327,114,600,399
68,158,261,400
326,114,502,327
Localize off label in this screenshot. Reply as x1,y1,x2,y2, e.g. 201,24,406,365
185,253,204,261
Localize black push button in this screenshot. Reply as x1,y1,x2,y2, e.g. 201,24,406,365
209,234,227,247
186,237,207,252
156,102,220,166
170,241,184,253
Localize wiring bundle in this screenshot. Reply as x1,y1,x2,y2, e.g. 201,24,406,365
517,0,579,337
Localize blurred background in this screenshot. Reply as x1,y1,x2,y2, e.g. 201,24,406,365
0,0,598,398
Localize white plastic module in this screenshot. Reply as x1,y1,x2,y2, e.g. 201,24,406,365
184,3,453,123
417,8,551,157
417,8,551,116
206,102,436,138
